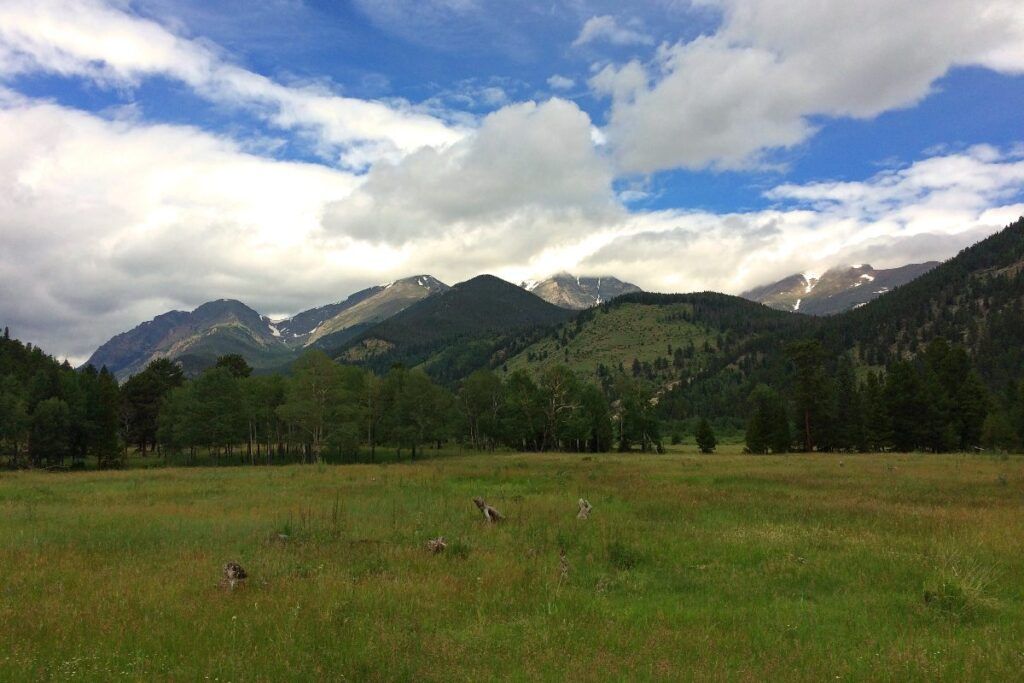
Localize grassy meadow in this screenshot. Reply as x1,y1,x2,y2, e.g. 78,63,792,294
2,449,1023,680
503,302,716,381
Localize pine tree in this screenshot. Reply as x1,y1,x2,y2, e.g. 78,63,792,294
29,397,71,467
746,385,789,454
123,365,166,455
695,418,717,454
215,354,253,378
981,410,1018,452
93,368,123,468
955,371,990,450
787,340,831,451
861,372,891,451
0,377,29,463
833,356,864,452
884,361,926,452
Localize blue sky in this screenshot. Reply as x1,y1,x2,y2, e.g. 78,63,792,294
1,0,1023,360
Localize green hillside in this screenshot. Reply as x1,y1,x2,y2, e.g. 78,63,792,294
501,292,813,394
498,217,1024,427
824,216,1024,389
333,275,574,383
503,301,715,383
169,323,300,377
664,217,1024,422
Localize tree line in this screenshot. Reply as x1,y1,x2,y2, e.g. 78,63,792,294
0,329,122,468
0,324,667,467
150,351,664,463
5,324,1023,469
742,338,1013,453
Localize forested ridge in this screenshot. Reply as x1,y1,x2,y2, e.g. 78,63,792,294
658,218,1024,431
331,274,574,384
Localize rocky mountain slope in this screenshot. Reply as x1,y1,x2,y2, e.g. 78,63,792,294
86,275,448,379
86,299,293,380
742,262,938,315
522,274,641,309
278,275,448,349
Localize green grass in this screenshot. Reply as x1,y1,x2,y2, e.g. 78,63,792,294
2,452,1023,680
503,302,716,382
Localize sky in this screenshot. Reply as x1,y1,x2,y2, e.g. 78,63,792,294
1,0,1023,362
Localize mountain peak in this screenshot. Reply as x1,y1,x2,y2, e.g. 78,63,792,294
389,274,448,291
522,273,641,309
742,261,939,315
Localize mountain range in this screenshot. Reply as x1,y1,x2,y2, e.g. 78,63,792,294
85,272,630,380
741,262,939,315
86,275,448,379
84,219,1021,393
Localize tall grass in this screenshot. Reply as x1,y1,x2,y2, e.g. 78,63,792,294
1,452,1022,680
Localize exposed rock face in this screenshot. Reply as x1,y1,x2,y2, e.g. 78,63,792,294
85,299,285,380
85,275,449,380
523,274,641,309
742,262,939,315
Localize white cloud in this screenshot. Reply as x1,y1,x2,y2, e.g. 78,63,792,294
573,15,654,48
0,91,1021,362
0,0,465,169
2,0,1023,363
0,93,618,361
595,0,1024,173
0,92,372,361
322,98,622,247
576,147,1024,294
547,74,575,91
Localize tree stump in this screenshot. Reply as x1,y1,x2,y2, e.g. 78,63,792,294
220,561,248,590
577,498,593,520
473,497,504,523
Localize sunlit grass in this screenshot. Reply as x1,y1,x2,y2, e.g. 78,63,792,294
1,451,1022,680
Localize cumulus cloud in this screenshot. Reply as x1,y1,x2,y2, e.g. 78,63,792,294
0,0,464,168
0,92,371,360
0,90,1021,362
573,15,654,48
2,0,1024,365
322,98,622,249
0,94,619,361
594,0,1024,173
577,147,1024,294
546,74,575,91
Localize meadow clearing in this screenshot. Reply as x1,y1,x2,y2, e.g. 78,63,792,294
1,449,1022,680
